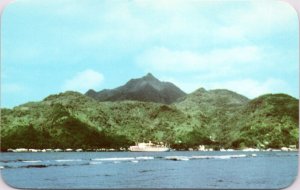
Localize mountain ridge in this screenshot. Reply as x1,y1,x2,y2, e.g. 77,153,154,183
85,73,186,104
0,75,298,151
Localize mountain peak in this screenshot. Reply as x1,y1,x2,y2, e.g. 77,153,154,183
146,72,154,77
85,73,186,104
142,73,157,81
194,87,207,94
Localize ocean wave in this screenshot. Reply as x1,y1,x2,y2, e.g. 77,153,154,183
89,161,102,165
1,163,72,169
1,154,258,169
55,159,82,162
165,156,189,161
21,164,48,168
191,154,248,160
1,159,26,163
135,156,154,160
91,157,135,161
22,160,42,163
139,169,154,173
90,157,153,163
165,154,252,161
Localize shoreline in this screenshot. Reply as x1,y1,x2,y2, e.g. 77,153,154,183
1,147,298,153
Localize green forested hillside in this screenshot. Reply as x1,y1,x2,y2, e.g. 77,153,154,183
174,88,249,146
226,94,299,149
0,90,298,151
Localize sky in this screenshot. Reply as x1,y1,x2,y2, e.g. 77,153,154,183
1,0,299,108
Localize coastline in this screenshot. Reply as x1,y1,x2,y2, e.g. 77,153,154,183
2,147,298,153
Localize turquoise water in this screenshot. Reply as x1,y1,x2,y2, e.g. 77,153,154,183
0,151,298,189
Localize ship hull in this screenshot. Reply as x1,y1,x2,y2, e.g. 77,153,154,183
129,147,170,152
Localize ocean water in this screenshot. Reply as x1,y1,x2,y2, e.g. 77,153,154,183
0,151,298,189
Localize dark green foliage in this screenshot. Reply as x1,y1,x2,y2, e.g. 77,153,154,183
225,94,299,149
1,124,50,150
0,90,298,150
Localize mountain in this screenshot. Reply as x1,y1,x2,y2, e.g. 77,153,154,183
1,85,298,151
85,73,186,104
175,88,249,115
174,90,298,149
173,88,250,144
0,91,193,150
227,93,299,149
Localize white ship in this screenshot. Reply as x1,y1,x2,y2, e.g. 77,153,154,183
129,141,170,152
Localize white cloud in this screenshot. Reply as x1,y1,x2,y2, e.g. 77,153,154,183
134,0,208,13
160,76,200,94
108,0,296,46
15,0,295,55
78,32,106,46
136,46,261,75
3,0,298,107
214,26,247,43
62,69,104,93
14,0,297,49
221,1,297,38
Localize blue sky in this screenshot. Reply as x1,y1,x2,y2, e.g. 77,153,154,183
1,0,299,108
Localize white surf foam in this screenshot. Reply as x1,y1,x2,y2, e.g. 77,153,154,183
190,156,212,159
198,154,247,159
135,156,154,160
89,161,102,165
215,155,232,159
230,154,247,158
165,156,189,161
22,160,42,163
92,157,135,161
55,159,82,162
